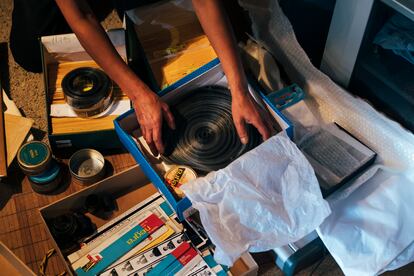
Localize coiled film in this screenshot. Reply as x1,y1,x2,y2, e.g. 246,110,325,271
162,86,261,173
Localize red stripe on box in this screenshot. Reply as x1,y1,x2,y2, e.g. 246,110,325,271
171,242,191,259
139,214,164,234
177,247,198,265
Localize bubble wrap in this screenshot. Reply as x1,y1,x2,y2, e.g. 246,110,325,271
240,0,414,173
238,0,414,274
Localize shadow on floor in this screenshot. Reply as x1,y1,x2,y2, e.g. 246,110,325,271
0,42,10,95
0,167,24,210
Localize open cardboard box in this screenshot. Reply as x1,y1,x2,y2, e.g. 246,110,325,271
1,84,34,177
40,29,130,152
0,82,6,177
125,0,218,91
0,242,36,276
39,165,258,275
115,61,293,221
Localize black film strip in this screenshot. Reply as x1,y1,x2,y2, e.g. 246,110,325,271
162,86,261,174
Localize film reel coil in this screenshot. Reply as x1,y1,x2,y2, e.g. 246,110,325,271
162,86,261,173
62,67,113,118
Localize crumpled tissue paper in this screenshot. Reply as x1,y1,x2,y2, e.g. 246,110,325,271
181,132,331,266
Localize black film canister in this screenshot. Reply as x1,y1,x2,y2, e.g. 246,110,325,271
62,67,113,117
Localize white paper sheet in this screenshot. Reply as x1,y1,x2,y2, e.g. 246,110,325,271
182,132,331,266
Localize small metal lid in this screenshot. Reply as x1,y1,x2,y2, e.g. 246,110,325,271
69,149,106,185
17,141,52,175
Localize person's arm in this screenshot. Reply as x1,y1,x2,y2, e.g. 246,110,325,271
55,0,174,154
192,0,271,144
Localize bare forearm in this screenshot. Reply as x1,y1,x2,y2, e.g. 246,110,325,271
55,0,149,100
192,0,247,95
55,0,175,154
193,0,271,142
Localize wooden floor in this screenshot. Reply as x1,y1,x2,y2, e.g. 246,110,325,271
0,151,136,275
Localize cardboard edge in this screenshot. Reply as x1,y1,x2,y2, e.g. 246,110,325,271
114,118,182,217
40,30,129,152
38,211,72,275
158,58,221,96
0,85,7,177
125,16,159,91
239,252,259,276
39,165,142,214
0,242,36,276
39,165,145,275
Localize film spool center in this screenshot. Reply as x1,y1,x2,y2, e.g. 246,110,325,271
61,67,113,117
162,86,262,173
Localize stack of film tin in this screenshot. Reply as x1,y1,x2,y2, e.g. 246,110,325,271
17,141,63,194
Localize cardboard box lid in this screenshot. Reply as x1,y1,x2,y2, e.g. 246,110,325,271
0,242,36,276
0,85,6,177
39,165,258,276
40,29,129,151
125,0,218,91
0,88,33,177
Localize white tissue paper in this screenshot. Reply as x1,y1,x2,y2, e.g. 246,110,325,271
181,132,331,266
50,99,131,118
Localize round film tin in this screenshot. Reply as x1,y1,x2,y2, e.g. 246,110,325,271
69,149,106,185
62,67,113,118
29,161,63,194
17,141,52,175
164,165,197,199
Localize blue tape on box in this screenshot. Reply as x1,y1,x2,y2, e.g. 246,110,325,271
158,59,220,97
266,84,305,111
114,58,293,221
247,76,294,139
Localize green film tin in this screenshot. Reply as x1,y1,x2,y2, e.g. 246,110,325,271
29,161,63,194
17,141,52,175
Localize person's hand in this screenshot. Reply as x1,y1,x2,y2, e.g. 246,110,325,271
231,90,272,144
133,88,175,155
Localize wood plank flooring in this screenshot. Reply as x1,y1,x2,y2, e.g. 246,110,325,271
0,151,135,275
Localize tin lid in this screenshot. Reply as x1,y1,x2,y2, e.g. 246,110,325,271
17,141,52,175
164,165,197,198
69,149,106,185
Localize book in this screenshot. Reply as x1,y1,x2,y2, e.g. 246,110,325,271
100,234,186,276
146,241,216,276
68,194,181,264
74,212,164,276
104,224,175,271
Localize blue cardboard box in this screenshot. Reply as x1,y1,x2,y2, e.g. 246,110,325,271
114,59,293,220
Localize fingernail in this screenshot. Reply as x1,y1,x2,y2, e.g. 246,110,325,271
241,137,248,144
